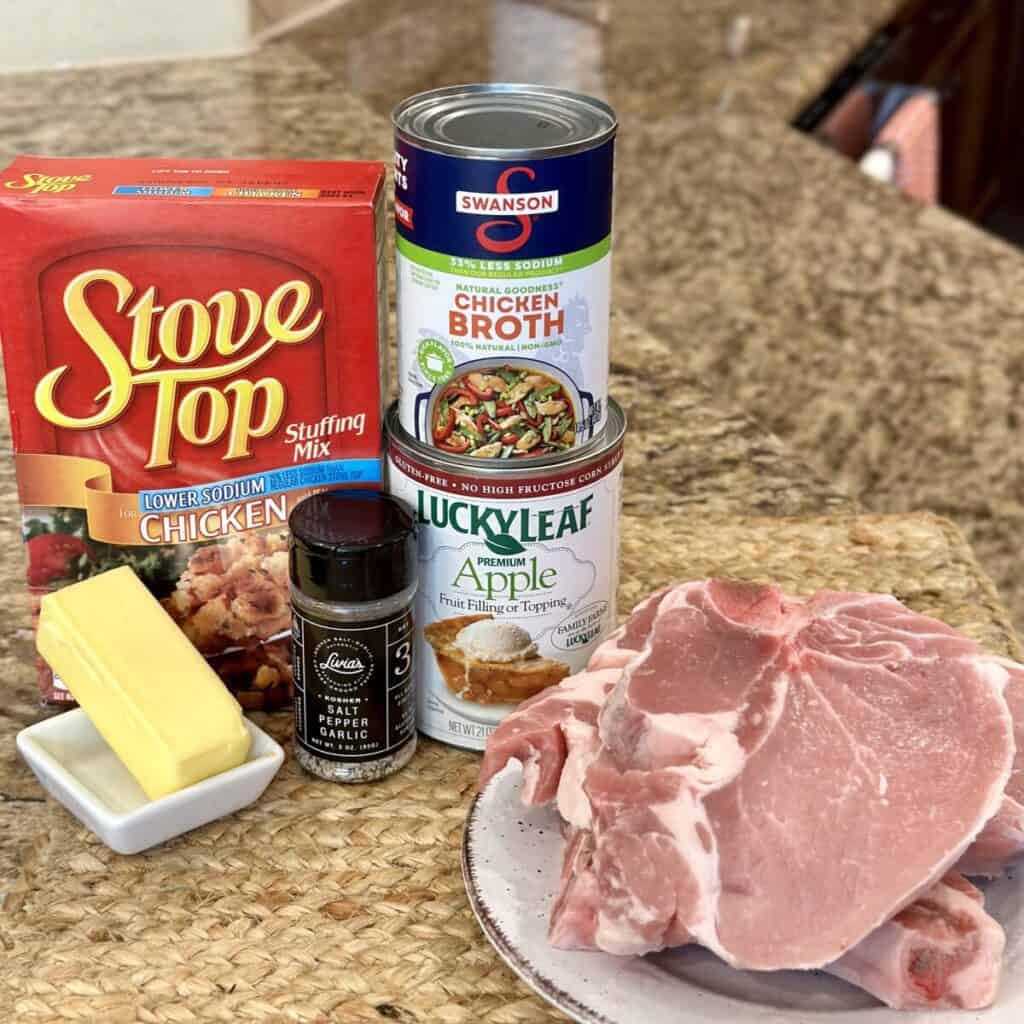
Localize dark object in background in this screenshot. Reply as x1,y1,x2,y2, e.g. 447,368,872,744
795,0,1024,230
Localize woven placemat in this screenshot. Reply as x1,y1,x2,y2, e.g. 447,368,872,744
0,510,1018,1023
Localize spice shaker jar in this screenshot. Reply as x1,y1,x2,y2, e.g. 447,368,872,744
289,489,418,782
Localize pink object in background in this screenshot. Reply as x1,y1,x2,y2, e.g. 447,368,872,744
818,86,875,159
816,85,941,206
875,91,940,204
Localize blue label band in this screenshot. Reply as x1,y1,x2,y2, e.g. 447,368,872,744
139,458,383,513
113,185,215,197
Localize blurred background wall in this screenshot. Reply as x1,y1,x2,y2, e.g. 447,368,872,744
0,0,344,71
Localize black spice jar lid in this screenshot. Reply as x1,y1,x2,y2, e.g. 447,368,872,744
289,490,417,604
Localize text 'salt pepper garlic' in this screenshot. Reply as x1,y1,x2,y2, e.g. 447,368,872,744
289,489,418,783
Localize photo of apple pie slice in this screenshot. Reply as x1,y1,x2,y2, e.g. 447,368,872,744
424,613,570,704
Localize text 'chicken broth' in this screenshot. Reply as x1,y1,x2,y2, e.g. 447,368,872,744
392,84,616,457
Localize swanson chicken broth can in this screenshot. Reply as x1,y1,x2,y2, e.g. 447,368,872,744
386,400,625,750
392,84,616,460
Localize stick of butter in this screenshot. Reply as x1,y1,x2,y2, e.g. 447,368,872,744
36,566,251,801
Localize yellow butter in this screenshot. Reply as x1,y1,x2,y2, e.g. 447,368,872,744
36,566,251,801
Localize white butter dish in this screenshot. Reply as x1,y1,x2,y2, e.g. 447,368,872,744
17,710,284,854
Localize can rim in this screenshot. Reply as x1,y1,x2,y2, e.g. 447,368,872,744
386,397,626,477
391,83,618,160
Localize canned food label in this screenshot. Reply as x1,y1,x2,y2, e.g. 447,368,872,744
394,140,613,456
292,606,416,762
387,442,622,750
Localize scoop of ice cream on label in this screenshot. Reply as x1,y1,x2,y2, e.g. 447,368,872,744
455,619,538,663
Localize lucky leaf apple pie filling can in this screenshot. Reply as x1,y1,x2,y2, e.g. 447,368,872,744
386,400,625,750
392,84,617,458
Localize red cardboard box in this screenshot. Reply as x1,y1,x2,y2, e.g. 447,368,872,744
0,157,387,708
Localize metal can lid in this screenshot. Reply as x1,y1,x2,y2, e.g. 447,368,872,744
289,489,417,604
385,397,626,479
392,83,617,159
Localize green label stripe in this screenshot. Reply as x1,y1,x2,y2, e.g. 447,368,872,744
396,234,610,279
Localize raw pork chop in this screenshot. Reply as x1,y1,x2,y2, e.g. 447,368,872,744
481,686,1008,1011
957,659,1024,876
591,598,1024,880
549,818,1005,1011
589,612,1024,879
542,817,1005,1007
479,667,619,829
481,580,1014,974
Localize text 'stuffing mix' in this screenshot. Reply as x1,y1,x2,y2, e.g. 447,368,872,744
0,157,388,708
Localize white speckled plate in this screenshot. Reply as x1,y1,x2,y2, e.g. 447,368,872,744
463,762,1024,1024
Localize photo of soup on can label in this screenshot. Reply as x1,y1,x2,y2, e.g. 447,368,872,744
430,364,577,458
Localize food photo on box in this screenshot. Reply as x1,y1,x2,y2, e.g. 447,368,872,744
3,5,1024,1022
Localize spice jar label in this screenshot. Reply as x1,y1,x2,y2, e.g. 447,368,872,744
292,608,415,763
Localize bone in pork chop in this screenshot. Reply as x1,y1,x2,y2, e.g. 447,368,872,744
574,582,1013,968
591,611,1024,880
550,817,1005,1012
480,580,1015,978
481,665,1008,1009
479,667,619,828
827,872,1005,1011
